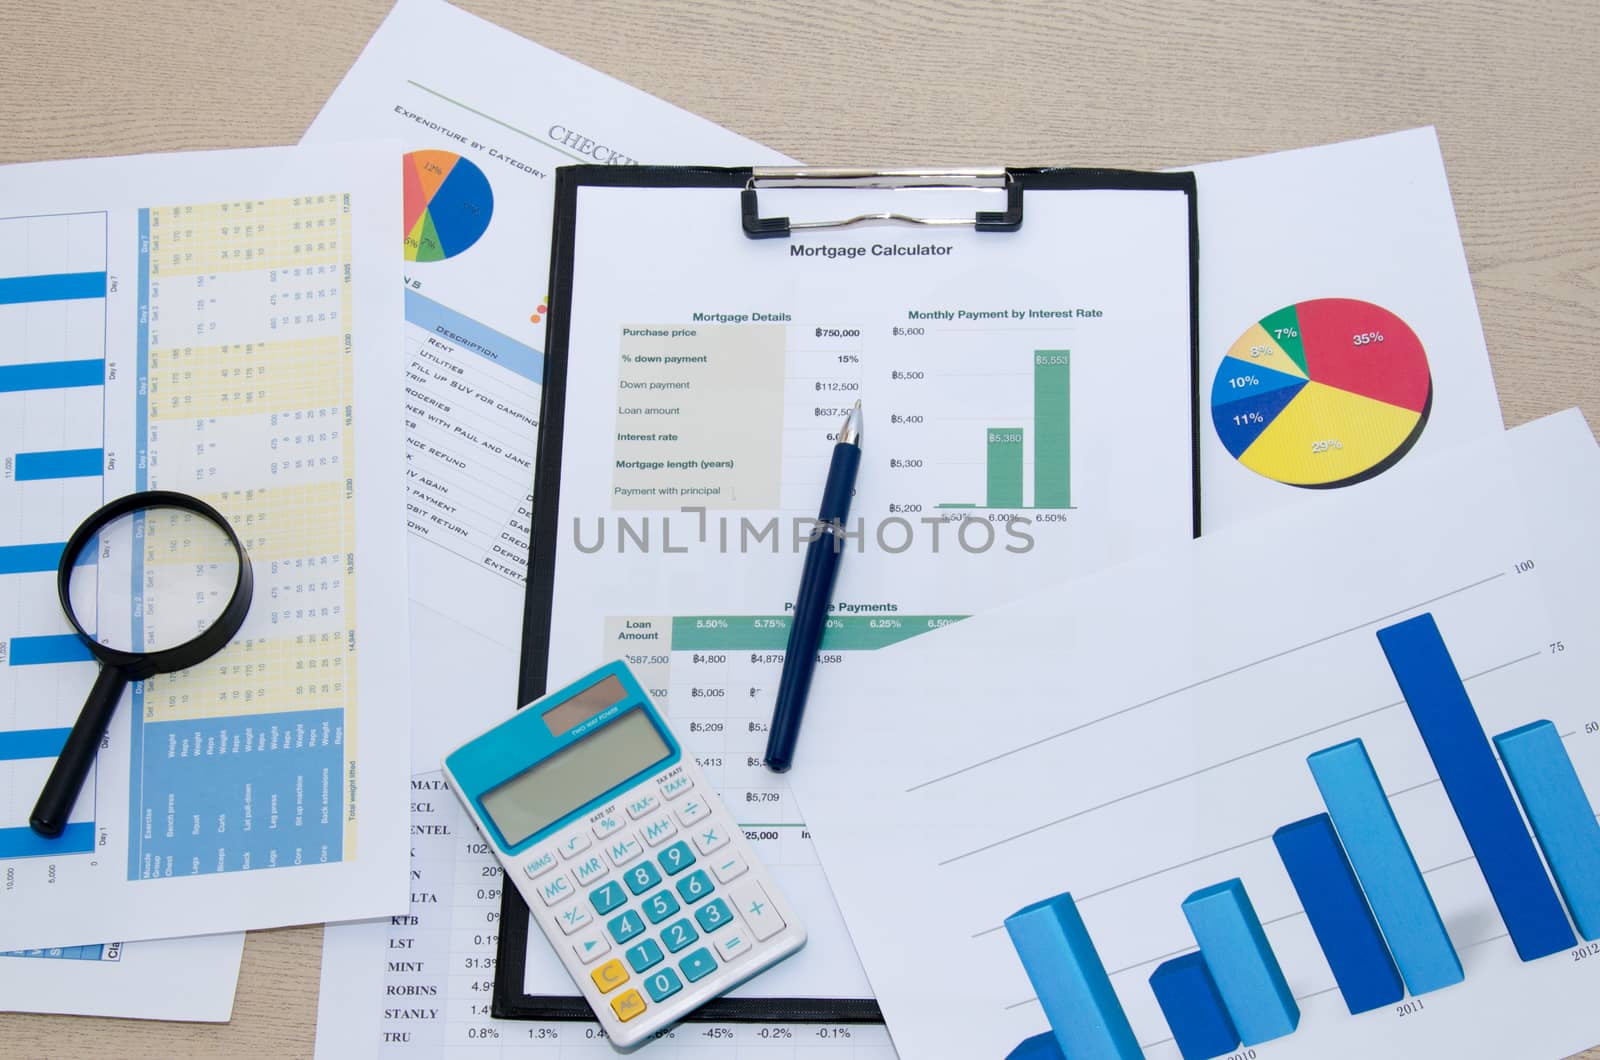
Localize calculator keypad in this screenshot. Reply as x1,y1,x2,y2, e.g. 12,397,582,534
491,748,800,1046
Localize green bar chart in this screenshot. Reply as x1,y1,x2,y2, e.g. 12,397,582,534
940,349,1072,510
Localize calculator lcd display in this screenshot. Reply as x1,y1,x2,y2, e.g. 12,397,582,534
541,673,628,736
480,708,668,846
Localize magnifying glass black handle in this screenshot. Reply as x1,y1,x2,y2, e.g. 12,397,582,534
30,666,128,839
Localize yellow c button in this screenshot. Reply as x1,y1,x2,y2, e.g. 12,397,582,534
590,959,628,994
611,988,647,1022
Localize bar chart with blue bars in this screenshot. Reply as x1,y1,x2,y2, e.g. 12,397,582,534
0,211,108,864
1004,612,1600,1060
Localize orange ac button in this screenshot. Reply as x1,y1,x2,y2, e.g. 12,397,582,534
610,988,647,1022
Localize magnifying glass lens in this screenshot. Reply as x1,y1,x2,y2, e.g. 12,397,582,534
65,505,243,655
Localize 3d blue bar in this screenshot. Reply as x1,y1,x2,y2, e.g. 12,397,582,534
0,822,94,858
14,448,103,481
1273,814,1405,1014
1007,1032,1065,1060
1149,952,1240,1060
1004,892,1142,1060
0,359,104,393
1378,614,1575,960
1308,739,1462,993
0,727,72,761
8,634,94,666
0,271,107,305
1181,879,1299,1046
1495,720,1600,941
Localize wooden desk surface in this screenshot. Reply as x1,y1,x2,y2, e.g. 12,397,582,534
2,0,1597,1055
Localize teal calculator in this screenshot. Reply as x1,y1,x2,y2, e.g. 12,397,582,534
442,660,806,1047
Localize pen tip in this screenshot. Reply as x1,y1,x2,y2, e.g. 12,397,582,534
839,400,862,446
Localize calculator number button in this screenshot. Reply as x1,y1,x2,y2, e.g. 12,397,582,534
657,841,696,876
673,797,710,828
675,869,715,905
642,889,681,924
607,910,646,945
590,881,628,917
679,947,718,983
557,832,592,859
611,988,647,1022
644,967,684,1003
660,918,699,953
572,932,611,965
605,836,644,868
626,792,660,820
591,958,629,994
694,897,734,933
731,881,786,941
572,854,609,887
640,814,677,847
591,812,624,841
709,852,748,884
537,874,575,907
691,824,729,856
659,774,693,801
523,850,558,880
625,938,664,973
624,860,663,895
553,902,592,936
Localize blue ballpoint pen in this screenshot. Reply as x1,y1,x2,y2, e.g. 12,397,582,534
763,399,862,773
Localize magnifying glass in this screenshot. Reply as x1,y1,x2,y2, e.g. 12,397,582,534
29,490,254,839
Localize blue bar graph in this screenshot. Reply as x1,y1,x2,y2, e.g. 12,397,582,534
8,634,93,666
1307,738,1462,993
0,727,72,761
14,447,103,481
1004,892,1142,1060
1495,720,1600,941
1181,879,1299,1045
0,359,104,393
0,542,70,576
1377,614,1576,960
1007,1032,1065,1060
1149,952,1240,1060
1273,814,1405,1014
0,822,94,858
0,271,107,305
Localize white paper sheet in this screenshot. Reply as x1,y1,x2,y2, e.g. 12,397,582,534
303,0,789,771
0,933,243,1021
1190,127,1503,529
790,410,1600,1059
0,140,411,950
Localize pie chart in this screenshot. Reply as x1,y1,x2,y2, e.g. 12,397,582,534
402,149,494,262
1211,298,1431,488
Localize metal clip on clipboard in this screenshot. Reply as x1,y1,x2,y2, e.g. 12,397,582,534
741,166,1024,239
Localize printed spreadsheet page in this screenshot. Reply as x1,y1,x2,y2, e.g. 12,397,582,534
0,141,410,950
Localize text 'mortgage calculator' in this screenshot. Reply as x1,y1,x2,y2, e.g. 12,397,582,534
443,660,806,1048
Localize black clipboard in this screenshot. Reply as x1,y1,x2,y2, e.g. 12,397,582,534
494,164,1201,1025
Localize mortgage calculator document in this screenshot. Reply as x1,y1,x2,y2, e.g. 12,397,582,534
528,182,1197,1009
